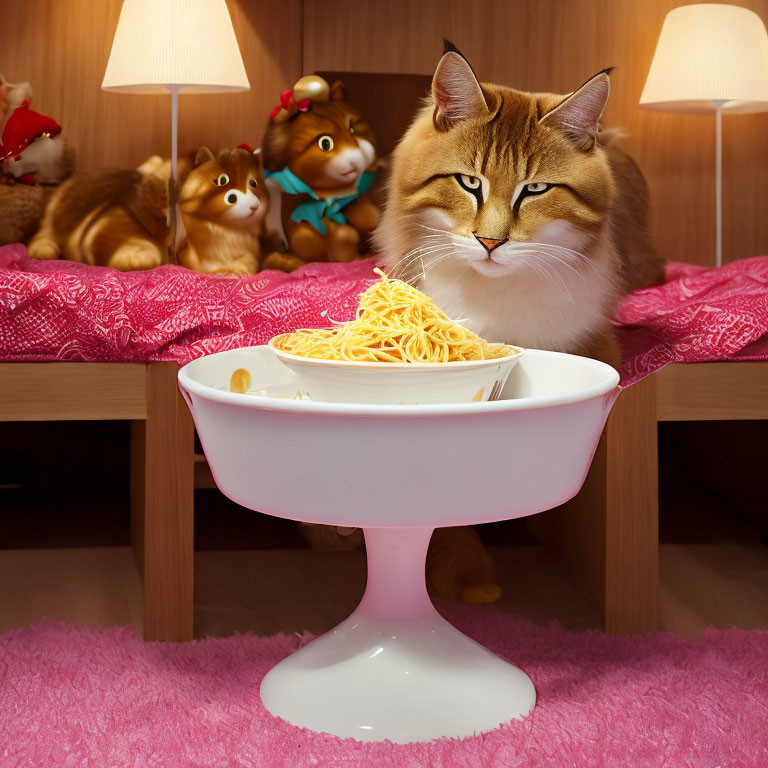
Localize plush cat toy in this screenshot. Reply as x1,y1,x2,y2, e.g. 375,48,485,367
177,146,267,274
0,100,74,185
0,79,74,246
260,75,380,272
28,146,267,273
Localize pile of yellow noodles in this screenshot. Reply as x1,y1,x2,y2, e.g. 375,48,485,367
272,268,515,363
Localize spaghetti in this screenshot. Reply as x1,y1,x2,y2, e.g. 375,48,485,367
272,269,516,363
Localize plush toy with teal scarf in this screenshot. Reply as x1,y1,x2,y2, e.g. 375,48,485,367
260,75,381,272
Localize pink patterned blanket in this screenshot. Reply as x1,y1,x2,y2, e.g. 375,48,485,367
1,243,767,386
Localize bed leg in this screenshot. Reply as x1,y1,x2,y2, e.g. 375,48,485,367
130,362,194,641
552,374,659,633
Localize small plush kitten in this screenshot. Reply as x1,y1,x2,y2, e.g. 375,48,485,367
177,146,267,275
376,42,664,367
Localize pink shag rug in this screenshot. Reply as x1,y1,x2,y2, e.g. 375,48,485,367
1,609,767,767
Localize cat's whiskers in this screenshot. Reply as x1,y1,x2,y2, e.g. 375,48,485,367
510,241,590,261
508,252,575,302
397,242,457,275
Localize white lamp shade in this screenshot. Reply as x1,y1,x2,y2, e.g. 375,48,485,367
102,0,249,94
640,3,768,115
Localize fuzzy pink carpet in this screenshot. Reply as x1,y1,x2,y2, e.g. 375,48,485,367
1,609,767,767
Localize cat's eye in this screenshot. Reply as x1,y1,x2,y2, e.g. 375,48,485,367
214,173,230,186
249,178,258,189
524,182,550,194
349,124,355,135
318,135,334,152
454,173,484,208
458,174,481,190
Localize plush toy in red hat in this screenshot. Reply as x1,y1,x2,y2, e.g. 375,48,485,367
0,100,70,185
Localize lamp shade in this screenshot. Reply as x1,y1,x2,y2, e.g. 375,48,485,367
102,0,249,94
640,3,768,115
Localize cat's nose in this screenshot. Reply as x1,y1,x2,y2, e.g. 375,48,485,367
474,235,508,254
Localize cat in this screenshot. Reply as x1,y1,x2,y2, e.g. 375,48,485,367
376,41,664,368
373,41,665,603
176,146,267,275
261,77,380,272
29,146,267,273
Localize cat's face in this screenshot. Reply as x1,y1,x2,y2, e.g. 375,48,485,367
262,81,377,191
180,147,268,228
378,49,614,282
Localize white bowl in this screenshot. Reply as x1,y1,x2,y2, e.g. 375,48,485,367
178,346,620,742
267,334,524,405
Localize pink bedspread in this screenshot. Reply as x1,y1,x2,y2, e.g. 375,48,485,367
1,243,767,386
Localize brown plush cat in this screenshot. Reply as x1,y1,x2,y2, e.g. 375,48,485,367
28,146,266,273
373,42,664,603
28,167,168,270
177,146,267,274
261,76,380,272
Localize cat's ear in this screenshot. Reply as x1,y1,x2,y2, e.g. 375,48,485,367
329,80,346,101
195,146,216,166
539,69,613,151
432,44,488,129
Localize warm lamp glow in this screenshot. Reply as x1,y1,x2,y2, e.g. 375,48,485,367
102,0,249,94
640,3,768,115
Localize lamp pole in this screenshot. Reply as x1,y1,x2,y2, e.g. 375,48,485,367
714,99,725,268
169,84,180,263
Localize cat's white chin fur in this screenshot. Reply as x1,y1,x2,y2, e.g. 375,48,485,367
387,214,617,353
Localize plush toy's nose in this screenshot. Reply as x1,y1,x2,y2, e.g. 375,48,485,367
474,235,507,254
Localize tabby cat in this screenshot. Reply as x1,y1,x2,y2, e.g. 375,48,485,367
376,42,663,368
374,42,664,603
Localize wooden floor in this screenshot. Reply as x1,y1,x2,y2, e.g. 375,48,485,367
1,538,766,639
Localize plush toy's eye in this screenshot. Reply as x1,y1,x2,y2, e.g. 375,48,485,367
214,173,230,186
318,135,334,152
349,124,355,135
249,178,258,189
226,192,237,205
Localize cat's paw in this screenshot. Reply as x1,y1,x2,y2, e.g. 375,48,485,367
300,522,364,552
28,237,60,260
109,239,164,271
459,583,502,605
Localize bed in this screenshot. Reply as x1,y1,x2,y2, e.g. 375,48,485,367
1,243,767,637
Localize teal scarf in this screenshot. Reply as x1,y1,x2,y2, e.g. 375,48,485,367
266,167,376,235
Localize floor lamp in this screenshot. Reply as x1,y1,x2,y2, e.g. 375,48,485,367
102,0,249,261
640,4,768,267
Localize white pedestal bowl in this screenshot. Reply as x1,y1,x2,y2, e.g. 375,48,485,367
179,346,620,743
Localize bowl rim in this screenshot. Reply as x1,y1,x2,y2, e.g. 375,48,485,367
267,333,524,369
178,346,620,417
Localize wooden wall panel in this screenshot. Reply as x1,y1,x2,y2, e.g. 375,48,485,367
1,0,302,171
304,0,768,267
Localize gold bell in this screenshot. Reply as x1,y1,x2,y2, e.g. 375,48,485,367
293,75,330,103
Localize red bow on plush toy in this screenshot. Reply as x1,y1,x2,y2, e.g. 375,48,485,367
268,89,311,122
267,76,331,123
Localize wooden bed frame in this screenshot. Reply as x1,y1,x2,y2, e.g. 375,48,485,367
0,362,194,642
554,361,768,634
2,359,765,640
